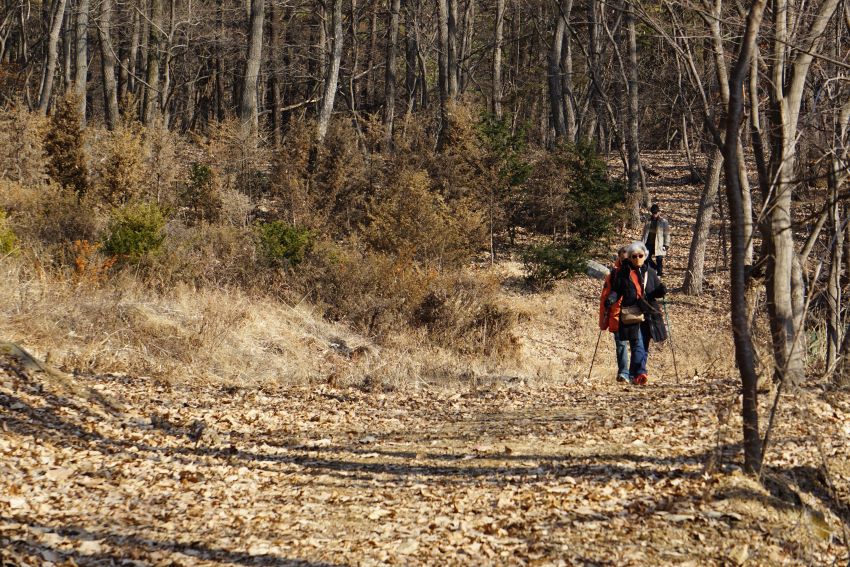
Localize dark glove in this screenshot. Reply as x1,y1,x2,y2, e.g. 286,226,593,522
648,282,667,300
604,292,618,308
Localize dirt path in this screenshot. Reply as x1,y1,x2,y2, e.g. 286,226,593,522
2,360,849,566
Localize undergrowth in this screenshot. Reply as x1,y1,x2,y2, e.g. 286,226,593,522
0,101,626,384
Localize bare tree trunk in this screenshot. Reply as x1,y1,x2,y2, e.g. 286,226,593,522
560,0,576,142
457,0,473,93
548,1,567,139
404,3,418,112
625,0,641,198
826,191,843,370
317,0,342,143
268,3,282,144
383,0,400,149
365,3,376,109
160,0,176,127
436,0,449,149
142,0,163,125
722,0,767,475
683,147,723,295
763,0,840,385
492,0,504,118
348,0,360,112
38,0,68,113
62,9,72,90
98,0,119,129
447,0,458,98
416,25,427,109
73,0,89,123
124,5,140,98
239,0,265,136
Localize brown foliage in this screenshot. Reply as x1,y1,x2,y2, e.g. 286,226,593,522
44,94,88,196
364,167,484,269
0,104,48,186
0,180,101,252
271,118,371,236
72,240,117,286
299,241,516,357
91,123,148,206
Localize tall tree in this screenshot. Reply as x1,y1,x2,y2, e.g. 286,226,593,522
73,0,89,123
383,0,401,148
142,0,163,125
548,0,567,139
240,0,265,136
721,0,768,474
317,0,343,143
491,0,504,118
97,0,119,129
38,0,69,113
761,0,841,385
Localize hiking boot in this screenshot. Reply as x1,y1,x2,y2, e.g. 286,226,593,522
633,373,648,385
616,374,629,383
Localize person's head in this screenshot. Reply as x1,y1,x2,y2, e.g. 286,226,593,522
617,245,628,261
650,203,660,218
626,241,648,267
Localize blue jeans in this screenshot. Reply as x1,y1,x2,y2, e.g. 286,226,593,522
615,336,629,379
627,325,650,378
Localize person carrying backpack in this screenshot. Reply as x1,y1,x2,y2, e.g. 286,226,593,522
603,242,667,385
641,204,671,277
599,245,630,382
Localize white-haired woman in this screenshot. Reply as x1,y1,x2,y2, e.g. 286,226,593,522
604,241,667,384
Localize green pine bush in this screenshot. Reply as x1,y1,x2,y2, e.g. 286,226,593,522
523,143,625,287
0,210,17,255
103,202,167,262
256,221,313,269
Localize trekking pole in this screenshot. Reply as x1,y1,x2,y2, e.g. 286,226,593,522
662,298,680,384
587,328,603,382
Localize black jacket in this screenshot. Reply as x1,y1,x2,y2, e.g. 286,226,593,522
612,262,667,342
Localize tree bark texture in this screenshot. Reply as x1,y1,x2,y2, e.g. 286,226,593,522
383,0,401,149
317,0,343,143
74,0,89,124
239,0,265,136
97,0,119,129
38,0,69,113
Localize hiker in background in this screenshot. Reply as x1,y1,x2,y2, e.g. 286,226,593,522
599,245,630,382
642,204,671,277
604,242,666,385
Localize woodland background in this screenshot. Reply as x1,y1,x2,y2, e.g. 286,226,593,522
0,0,849,551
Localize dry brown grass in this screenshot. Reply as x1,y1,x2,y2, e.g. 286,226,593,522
0,254,533,390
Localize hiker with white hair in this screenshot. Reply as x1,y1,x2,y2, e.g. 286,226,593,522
603,241,667,384
599,245,631,382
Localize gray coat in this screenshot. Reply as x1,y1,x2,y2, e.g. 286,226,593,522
642,217,671,256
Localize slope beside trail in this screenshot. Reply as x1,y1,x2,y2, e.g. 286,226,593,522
2,152,849,566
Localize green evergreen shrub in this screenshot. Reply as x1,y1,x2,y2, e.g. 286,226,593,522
104,202,167,262
523,144,625,287
477,114,533,245
0,210,17,255
180,163,222,224
256,221,313,269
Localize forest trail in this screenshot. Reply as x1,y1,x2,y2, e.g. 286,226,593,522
2,153,849,566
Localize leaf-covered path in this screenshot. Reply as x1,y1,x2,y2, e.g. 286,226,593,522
2,360,848,566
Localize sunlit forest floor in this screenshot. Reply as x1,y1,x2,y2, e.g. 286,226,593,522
1,152,849,566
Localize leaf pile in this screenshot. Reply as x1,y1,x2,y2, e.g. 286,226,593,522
1,356,848,566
